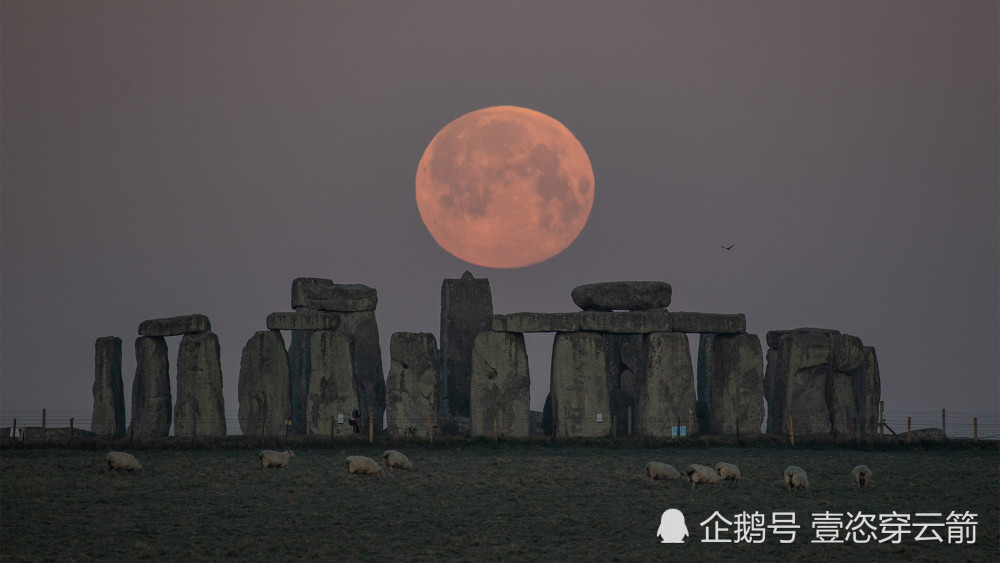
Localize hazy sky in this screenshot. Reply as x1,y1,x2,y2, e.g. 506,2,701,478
2,1,997,420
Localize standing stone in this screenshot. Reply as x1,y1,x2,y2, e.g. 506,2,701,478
440,271,493,419
174,331,226,438
638,332,698,437
238,330,291,438
470,331,531,438
288,329,312,434
91,337,125,438
386,332,439,437
852,347,881,436
697,333,764,435
604,334,644,436
129,336,171,438
550,332,610,438
306,331,361,437
336,310,385,431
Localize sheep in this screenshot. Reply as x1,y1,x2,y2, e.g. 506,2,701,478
715,462,742,486
382,450,414,470
646,462,681,481
106,451,143,473
850,464,873,489
258,449,295,469
346,455,383,476
685,464,722,489
784,466,809,491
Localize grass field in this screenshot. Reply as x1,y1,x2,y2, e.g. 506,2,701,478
2,441,997,562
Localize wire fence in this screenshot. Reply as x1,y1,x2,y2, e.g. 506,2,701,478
2,408,996,444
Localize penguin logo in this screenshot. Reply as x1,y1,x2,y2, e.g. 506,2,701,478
657,509,689,543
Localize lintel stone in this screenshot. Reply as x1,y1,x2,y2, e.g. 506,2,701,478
669,312,745,334
138,314,211,336
266,311,341,331
492,312,581,333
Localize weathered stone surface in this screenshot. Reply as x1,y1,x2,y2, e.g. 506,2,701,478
288,330,311,434
336,310,386,431
138,314,211,337
638,332,698,437
669,312,746,334
697,333,764,435
571,281,672,311
470,331,531,438
579,311,672,333
174,331,226,438
440,272,493,419
238,331,290,437
550,332,610,438
306,331,362,436
604,334,644,436
292,277,378,312
764,328,880,437
266,311,341,331
492,312,581,333
852,347,881,436
91,337,125,438
129,336,172,438
386,332,439,437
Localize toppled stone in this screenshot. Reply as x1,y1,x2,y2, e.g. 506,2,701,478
492,312,581,333
129,336,172,438
669,312,746,334
440,273,494,418
307,331,362,436
579,311,672,333
571,281,672,311
138,314,211,337
470,331,531,438
238,331,291,437
697,333,764,435
550,332,610,438
637,332,698,437
91,337,125,438
266,311,341,331
174,331,226,438
291,277,378,312
386,332,439,438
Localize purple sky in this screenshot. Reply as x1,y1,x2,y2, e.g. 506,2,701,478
2,1,997,420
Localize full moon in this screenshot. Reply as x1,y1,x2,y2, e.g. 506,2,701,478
415,106,595,268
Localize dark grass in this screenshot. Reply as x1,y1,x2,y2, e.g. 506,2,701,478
1,443,997,562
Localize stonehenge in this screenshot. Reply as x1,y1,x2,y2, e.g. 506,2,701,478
96,279,881,441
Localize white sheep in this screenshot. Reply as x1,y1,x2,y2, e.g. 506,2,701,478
258,449,295,469
685,464,722,488
715,462,741,486
646,462,680,481
382,450,414,470
346,455,383,476
106,451,143,473
784,466,809,491
850,464,873,489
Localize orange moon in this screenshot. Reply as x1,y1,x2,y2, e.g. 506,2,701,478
415,106,595,268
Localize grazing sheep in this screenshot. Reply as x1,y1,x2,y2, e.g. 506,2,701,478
382,450,414,470
685,464,722,489
784,466,809,491
850,464,873,489
715,462,742,486
646,462,681,481
106,451,143,473
346,455,383,476
258,449,295,469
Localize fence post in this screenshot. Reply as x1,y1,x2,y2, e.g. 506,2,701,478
429,414,434,444
369,413,374,444
11,418,16,445
941,408,946,437
853,417,858,439
789,415,795,446
627,407,632,437
879,401,885,437
973,417,978,441
677,416,681,440
736,415,740,441
493,415,498,442
907,417,911,444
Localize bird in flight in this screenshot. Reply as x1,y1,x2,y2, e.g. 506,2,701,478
721,244,735,250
